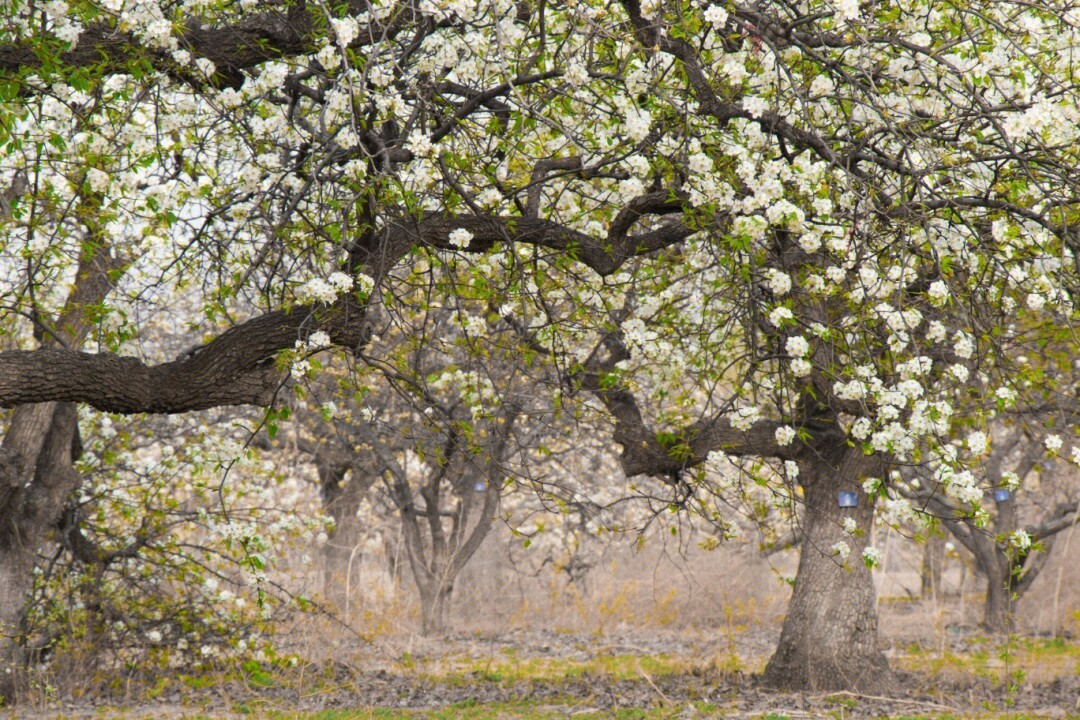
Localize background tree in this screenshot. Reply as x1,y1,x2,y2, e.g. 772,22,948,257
911,423,1080,632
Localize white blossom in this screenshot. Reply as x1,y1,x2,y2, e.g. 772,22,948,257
728,405,761,431
785,335,810,357
1009,529,1032,551
862,546,882,568
703,4,728,28
927,280,949,305
966,430,988,456
768,306,794,327
765,269,792,295
790,358,812,377
448,228,473,249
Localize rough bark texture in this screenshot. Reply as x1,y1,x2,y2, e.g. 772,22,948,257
760,446,896,694
0,402,82,704
0,214,130,701
0,545,35,703
418,584,452,637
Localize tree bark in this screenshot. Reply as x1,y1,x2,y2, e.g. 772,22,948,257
0,402,82,703
760,446,896,694
318,464,370,615
921,533,946,600
0,544,35,704
983,564,1014,633
419,584,452,637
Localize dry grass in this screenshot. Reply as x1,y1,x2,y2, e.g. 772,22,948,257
8,519,1080,717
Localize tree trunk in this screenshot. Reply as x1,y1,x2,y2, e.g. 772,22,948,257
977,539,1021,634
318,464,369,614
419,583,451,637
921,533,946,600
983,568,1014,633
0,545,35,704
0,402,83,704
761,446,896,693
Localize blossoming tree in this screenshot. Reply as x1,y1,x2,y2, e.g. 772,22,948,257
3,0,1080,698
283,294,563,635
910,421,1080,633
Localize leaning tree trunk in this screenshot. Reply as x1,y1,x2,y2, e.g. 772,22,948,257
761,445,896,693
0,402,83,703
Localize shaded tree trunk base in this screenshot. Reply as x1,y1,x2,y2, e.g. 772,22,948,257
0,545,34,707
419,587,451,637
982,578,1015,634
760,641,896,694
758,446,897,695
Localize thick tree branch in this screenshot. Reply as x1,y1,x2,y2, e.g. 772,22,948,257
0,5,419,90
0,297,371,413
1031,501,1079,542
396,210,697,277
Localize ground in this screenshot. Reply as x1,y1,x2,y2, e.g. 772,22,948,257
2,622,1077,719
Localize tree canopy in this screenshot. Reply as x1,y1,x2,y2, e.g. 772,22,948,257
3,0,1080,695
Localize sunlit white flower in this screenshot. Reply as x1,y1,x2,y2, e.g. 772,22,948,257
765,269,792,295
703,4,728,28
927,280,949,306
834,379,866,401
953,332,975,359
448,228,473,249
790,358,812,377
728,405,761,431
786,335,810,357
851,417,872,439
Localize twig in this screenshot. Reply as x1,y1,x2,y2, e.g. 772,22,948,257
636,659,672,706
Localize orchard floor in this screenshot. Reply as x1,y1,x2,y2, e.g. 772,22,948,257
2,623,1078,720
